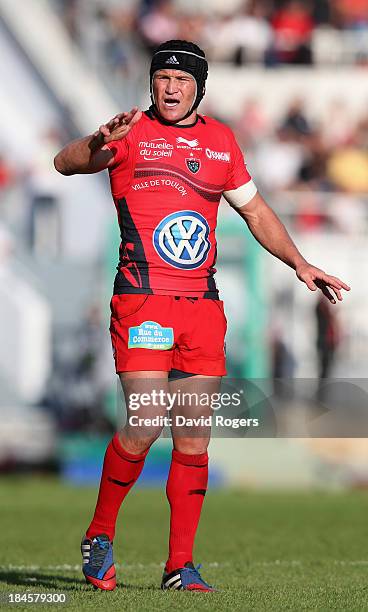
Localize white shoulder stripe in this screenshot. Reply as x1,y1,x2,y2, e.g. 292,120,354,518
223,180,257,209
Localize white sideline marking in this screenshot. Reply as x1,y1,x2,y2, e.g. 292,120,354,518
1,562,227,572
2,560,367,573
334,560,368,566
255,560,302,566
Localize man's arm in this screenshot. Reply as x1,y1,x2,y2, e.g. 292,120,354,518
54,107,142,176
235,191,350,304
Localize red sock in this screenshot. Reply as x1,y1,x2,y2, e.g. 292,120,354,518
86,433,148,541
165,449,208,572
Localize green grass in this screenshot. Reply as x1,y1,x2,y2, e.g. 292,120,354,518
1,478,368,610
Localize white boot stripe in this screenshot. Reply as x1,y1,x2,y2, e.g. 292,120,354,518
165,574,180,586
172,581,182,590
166,575,182,587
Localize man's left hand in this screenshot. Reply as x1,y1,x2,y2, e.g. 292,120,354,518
295,263,351,304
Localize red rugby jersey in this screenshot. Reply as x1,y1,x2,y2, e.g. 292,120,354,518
106,108,252,297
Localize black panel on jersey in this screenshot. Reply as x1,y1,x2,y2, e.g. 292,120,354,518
204,244,218,299
114,197,153,295
203,286,219,299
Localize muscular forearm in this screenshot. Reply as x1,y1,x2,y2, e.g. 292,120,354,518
238,193,350,303
244,201,307,270
54,133,103,175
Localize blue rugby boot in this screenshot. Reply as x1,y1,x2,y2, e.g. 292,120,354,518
81,534,116,590
161,561,216,592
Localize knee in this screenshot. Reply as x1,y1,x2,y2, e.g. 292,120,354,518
173,437,209,455
119,427,163,455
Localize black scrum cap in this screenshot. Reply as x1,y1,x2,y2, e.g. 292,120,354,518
150,40,208,115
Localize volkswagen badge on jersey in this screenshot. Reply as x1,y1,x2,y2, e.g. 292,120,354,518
153,211,210,270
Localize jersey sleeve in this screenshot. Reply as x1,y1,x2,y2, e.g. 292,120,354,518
222,131,257,209
104,137,129,166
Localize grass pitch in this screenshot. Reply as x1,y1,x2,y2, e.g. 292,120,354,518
1,478,368,611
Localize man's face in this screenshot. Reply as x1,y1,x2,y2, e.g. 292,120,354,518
152,69,197,124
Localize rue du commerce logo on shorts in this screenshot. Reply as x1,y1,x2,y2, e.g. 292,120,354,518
139,138,173,161
153,210,210,270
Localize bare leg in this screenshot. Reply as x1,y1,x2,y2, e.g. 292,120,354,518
118,370,169,454
170,374,222,453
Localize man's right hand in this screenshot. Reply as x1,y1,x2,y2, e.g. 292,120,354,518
54,107,142,176
94,107,142,145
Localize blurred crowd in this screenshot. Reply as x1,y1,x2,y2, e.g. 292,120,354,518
232,97,368,192
54,0,368,70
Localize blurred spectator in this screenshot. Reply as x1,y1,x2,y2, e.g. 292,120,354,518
335,0,368,62
0,223,14,269
55,0,81,41
103,8,139,79
177,13,205,46
272,335,296,400
235,98,270,148
295,190,328,232
0,153,14,194
43,304,113,432
315,295,340,398
312,0,332,25
320,100,354,148
268,0,314,65
280,98,313,137
332,193,367,234
355,112,368,149
298,133,329,188
252,126,306,192
138,0,179,53
202,15,235,62
25,129,64,257
204,1,272,64
139,0,161,18
272,329,296,375
327,145,368,192
234,1,273,65
335,0,368,28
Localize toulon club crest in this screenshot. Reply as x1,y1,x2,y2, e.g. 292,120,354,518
186,158,201,174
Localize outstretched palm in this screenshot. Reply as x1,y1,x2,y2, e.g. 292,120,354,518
296,263,350,304
95,107,142,144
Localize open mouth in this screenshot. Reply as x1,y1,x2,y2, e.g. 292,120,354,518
163,98,180,108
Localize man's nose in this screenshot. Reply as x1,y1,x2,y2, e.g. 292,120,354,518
165,79,179,94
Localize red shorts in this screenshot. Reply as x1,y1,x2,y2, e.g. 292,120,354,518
109,294,227,376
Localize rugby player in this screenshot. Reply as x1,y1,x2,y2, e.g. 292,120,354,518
54,40,350,592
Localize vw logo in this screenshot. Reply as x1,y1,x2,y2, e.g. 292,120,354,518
153,211,210,269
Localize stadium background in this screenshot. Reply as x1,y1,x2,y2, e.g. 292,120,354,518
1,0,368,608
